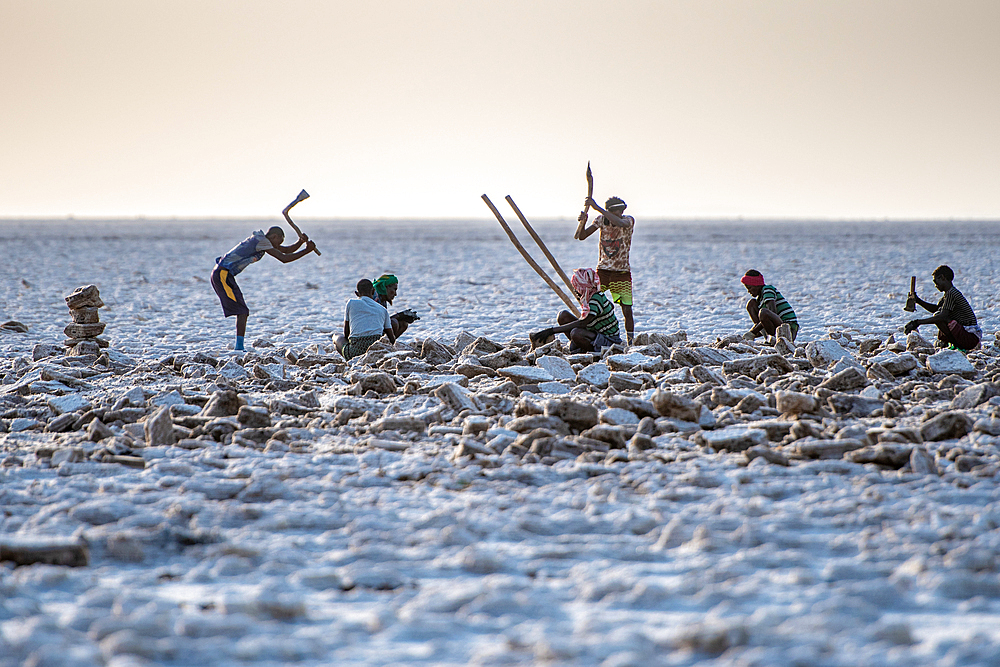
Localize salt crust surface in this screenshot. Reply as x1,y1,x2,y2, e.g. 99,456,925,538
1,219,1000,665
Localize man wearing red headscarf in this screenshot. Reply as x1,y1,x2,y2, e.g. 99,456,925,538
741,269,799,342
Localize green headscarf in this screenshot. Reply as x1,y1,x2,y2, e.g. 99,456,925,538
373,274,398,296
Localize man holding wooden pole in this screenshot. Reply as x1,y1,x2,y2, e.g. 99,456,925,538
576,194,636,345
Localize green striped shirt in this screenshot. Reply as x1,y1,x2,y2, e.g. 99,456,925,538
587,293,620,336
757,285,797,324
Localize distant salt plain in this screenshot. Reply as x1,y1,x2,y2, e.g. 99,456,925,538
1,218,1000,666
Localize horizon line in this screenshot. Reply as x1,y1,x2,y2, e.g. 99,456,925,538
2,215,999,224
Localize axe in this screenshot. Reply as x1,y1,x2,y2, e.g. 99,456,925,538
574,162,593,240
282,189,321,256
903,276,916,312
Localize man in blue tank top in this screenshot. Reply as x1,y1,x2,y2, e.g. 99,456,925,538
211,226,316,350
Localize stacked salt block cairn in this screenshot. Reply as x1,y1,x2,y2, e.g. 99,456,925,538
64,285,107,356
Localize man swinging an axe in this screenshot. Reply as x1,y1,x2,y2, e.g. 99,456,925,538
575,163,637,345
210,190,318,351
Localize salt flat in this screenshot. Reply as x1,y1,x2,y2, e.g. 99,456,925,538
2,218,1000,666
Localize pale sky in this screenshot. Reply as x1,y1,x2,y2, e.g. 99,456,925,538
2,0,998,220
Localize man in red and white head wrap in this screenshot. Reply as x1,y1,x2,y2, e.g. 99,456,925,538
530,268,623,353
570,268,601,317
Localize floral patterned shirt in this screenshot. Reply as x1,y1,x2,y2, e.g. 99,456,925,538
595,214,635,272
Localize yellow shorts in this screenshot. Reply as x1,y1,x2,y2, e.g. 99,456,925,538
597,269,632,306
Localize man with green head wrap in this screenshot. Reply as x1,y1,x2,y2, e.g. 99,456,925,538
373,273,419,339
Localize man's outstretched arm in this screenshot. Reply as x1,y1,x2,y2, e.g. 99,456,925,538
532,313,597,340
905,306,952,333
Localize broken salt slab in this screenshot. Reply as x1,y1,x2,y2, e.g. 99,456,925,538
859,385,883,399
47,393,91,415
600,407,639,425
534,355,576,380
218,360,249,381
10,418,40,432
872,351,919,376
577,362,610,388
420,374,469,389
926,349,976,376
699,425,767,451
806,339,853,368
607,352,663,372
150,390,186,407
497,365,554,384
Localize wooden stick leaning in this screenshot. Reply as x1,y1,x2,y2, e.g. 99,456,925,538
482,194,581,318
505,195,576,298
574,161,594,240
283,189,322,256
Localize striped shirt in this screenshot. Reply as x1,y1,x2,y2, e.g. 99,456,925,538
586,292,620,337
757,285,797,324
937,287,977,327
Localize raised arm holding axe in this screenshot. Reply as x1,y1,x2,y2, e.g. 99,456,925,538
283,189,321,256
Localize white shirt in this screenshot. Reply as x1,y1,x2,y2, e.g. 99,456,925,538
345,296,391,337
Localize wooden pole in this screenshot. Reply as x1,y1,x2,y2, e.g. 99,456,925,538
505,196,576,298
482,195,581,318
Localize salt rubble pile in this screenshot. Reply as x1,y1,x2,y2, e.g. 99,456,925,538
3,323,1000,664
9,327,999,474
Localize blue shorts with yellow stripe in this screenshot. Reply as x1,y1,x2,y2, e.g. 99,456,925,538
211,265,249,317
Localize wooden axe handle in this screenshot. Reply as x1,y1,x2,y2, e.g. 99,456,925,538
283,191,321,256
903,276,917,311
575,162,593,240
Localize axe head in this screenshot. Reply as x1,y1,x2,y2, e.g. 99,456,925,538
294,189,310,203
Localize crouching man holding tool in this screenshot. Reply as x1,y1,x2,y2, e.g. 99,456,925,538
904,265,981,351
741,270,799,343
372,273,419,339
336,279,396,360
530,268,622,353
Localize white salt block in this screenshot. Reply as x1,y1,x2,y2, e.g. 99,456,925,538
535,355,576,380
926,349,976,377
805,339,852,368
47,393,91,415
497,365,555,384
577,362,610,388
